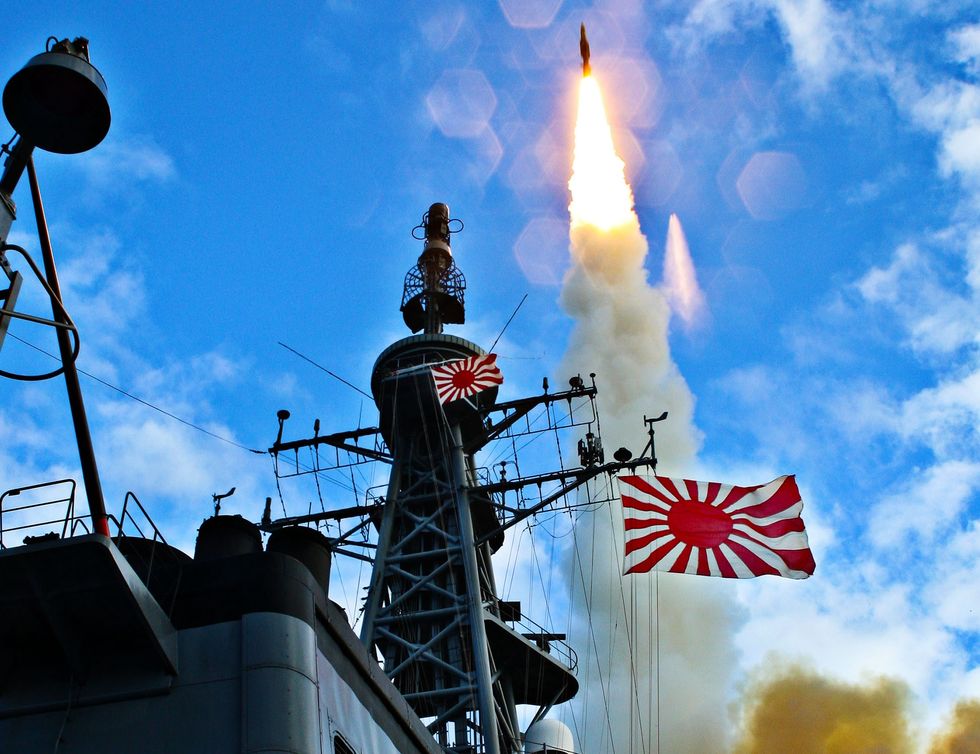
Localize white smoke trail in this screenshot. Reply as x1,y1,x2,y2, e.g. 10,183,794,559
662,214,707,329
558,77,742,754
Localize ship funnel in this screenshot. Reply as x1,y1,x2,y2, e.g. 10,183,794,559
3,37,110,154
524,719,576,753
266,525,332,596
194,515,262,561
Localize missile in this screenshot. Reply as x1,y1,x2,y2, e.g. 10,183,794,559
580,23,591,76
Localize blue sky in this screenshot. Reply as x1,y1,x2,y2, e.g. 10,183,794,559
3,0,980,750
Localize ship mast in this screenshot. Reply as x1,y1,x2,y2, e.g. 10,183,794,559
0,37,113,537
268,204,660,753
361,203,520,752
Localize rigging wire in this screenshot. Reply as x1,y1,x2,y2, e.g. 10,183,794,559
488,293,527,353
656,571,661,754
598,473,648,754
570,486,618,753
528,521,558,639
311,445,326,512
6,332,264,454
278,341,372,399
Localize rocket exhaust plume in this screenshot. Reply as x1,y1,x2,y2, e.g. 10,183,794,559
663,213,707,329
560,60,741,752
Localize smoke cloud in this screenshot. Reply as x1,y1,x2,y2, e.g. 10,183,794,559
559,212,743,752
734,664,980,754
733,664,914,754
928,700,980,754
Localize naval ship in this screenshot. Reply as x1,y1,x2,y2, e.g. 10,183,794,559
0,38,661,753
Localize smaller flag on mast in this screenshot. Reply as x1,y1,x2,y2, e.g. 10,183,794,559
620,474,815,579
431,353,503,405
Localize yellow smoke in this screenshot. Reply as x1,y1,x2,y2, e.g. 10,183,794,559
734,665,914,754
928,700,980,754
735,664,980,754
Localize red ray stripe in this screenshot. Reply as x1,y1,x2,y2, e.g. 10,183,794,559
733,516,806,538
722,539,781,577
684,479,700,502
624,529,674,556
773,547,816,574
621,493,671,516
716,483,759,510
735,477,801,519
697,547,710,576
703,481,722,506
621,476,679,506
625,534,679,567
624,517,667,531
729,528,808,559
712,547,738,578
670,544,694,573
655,477,685,502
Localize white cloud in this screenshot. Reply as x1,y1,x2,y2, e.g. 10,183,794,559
95,401,262,508
77,135,176,190
900,368,980,458
938,117,980,191
868,460,980,549
856,241,979,357
928,520,980,631
681,0,765,40
767,0,857,88
734,571,962,698
673,0,868,92
949,23,980,77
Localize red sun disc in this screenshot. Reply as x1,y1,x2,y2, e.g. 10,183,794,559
667,499,734,548
451,369,476,389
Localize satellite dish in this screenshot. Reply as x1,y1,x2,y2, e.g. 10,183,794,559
3,39,110,154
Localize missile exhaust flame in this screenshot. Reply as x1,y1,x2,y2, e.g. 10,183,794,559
568,74,634,232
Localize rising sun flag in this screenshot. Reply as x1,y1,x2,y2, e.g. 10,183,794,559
430,353,503,404
620,475,816,579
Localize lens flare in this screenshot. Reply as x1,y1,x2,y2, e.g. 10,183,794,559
568,75,635,231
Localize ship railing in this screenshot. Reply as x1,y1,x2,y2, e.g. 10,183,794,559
108,490,186,616
112,490,170,546
509,610,578,673
0,478,88,549
0,482,170,553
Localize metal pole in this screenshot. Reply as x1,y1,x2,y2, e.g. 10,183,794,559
26,155,110,537
0,138,33,241
451,424,504,754
360,462,401,646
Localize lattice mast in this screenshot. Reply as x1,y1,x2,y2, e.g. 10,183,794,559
268,203,661,753
363,203,523,753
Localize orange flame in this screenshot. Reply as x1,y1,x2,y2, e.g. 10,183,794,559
568,75,635,231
